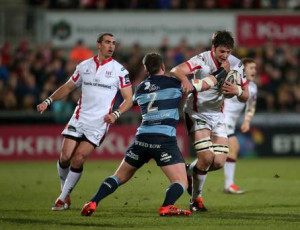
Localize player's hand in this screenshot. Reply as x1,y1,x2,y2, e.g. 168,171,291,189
241,121,250,133
36,102,48,114
181,78,194,95
104,113,117,124
222,81,238,97
221,60,230,73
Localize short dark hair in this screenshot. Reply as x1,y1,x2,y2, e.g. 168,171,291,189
241,57,255,66
142,52,163,75
211,30,234,49
97,32,114,43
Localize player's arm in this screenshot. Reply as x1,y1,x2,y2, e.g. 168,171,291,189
241,92,257,133
37,81,77,114
170,62,228,93
104,87,133,124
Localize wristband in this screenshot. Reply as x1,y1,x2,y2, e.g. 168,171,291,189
44,97,53,106
112,110,121,119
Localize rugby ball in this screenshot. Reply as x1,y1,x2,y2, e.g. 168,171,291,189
223,70,240,99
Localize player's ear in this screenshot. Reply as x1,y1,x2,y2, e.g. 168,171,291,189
161,63,165,72
211,45,216,53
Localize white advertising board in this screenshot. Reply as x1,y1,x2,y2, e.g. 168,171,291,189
44,12,235,47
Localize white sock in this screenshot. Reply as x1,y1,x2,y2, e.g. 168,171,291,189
58,168,82,202
192,168,207,199
224,161,236,188
187,159,198,176
57,161,70,189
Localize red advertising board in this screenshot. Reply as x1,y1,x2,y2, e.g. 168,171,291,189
0,125,189,161
237,15,300,46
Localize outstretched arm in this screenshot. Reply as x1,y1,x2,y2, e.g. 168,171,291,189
37,81,77,114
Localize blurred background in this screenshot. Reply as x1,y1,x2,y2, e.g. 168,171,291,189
1,0,300,160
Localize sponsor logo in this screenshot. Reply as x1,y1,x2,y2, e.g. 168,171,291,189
124,74,130,84
52,20,71,40
134,140,161,149
196,119,206,126
126,150,139,160
144,82,160,91
160,152,172,162
83,81,111,89
67,125,76,132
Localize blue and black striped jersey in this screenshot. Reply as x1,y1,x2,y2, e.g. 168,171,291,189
133,75,182,137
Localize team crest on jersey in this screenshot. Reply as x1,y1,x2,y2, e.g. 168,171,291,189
105,71,112,78
124,74,130,84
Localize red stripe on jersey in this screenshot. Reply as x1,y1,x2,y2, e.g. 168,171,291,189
185,61,201,72
93,56,113,71
193,91,198,112
210,51,220,69
242,80,248,87
93,56,100,71
221,100,224,113
75,96,82,119
72,73,80,82
119,76,132,88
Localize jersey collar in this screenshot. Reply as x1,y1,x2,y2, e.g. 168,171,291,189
210,50,220,69
93,56,113,70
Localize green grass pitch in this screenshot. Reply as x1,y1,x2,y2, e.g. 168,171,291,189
1,158,300,230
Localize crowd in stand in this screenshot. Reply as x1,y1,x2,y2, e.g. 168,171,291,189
27,0,300,10
1,37,300,114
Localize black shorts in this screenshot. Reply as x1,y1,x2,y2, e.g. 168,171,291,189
124,134,185,168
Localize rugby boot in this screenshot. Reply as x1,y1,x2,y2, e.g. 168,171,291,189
81,201,97,216
224,184,245,194
190,197,208,212
159,205,191,216
52,199,68,211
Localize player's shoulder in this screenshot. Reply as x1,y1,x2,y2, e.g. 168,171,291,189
77,56,94,67
112,59,128,73
229,55,242,67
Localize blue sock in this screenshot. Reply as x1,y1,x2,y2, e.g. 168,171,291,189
90,176,119,205
162,182,185,207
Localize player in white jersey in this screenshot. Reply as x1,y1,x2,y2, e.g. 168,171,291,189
37,33,133,211
170,31,249,212
223,58,257,194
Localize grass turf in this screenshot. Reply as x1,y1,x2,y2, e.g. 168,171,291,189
0,158,300,230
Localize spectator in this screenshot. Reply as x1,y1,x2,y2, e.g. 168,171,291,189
69,39,94,63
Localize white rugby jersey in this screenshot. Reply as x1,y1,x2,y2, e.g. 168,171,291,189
223,81,257,126
184,51,248,114
68,56,131,129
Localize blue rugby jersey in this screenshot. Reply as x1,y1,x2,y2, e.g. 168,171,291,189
133,75,182,137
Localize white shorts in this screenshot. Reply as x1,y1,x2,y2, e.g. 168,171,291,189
185,112,227,138
224,114,238,137
62,117,108,147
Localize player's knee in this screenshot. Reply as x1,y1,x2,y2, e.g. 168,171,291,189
194,137,214,168
71,152,88,168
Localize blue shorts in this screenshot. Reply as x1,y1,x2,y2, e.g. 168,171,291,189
124,134,185,168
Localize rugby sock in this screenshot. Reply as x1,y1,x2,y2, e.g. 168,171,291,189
162,183,185,207
57,160,70,188
58,167,82,201
224,158,236,188
192,166,208,199
91,176,119,205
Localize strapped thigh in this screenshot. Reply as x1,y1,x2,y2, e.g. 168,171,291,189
212,144,229,155
193,137,213,153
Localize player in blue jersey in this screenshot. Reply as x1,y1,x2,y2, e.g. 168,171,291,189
81,52,193,216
